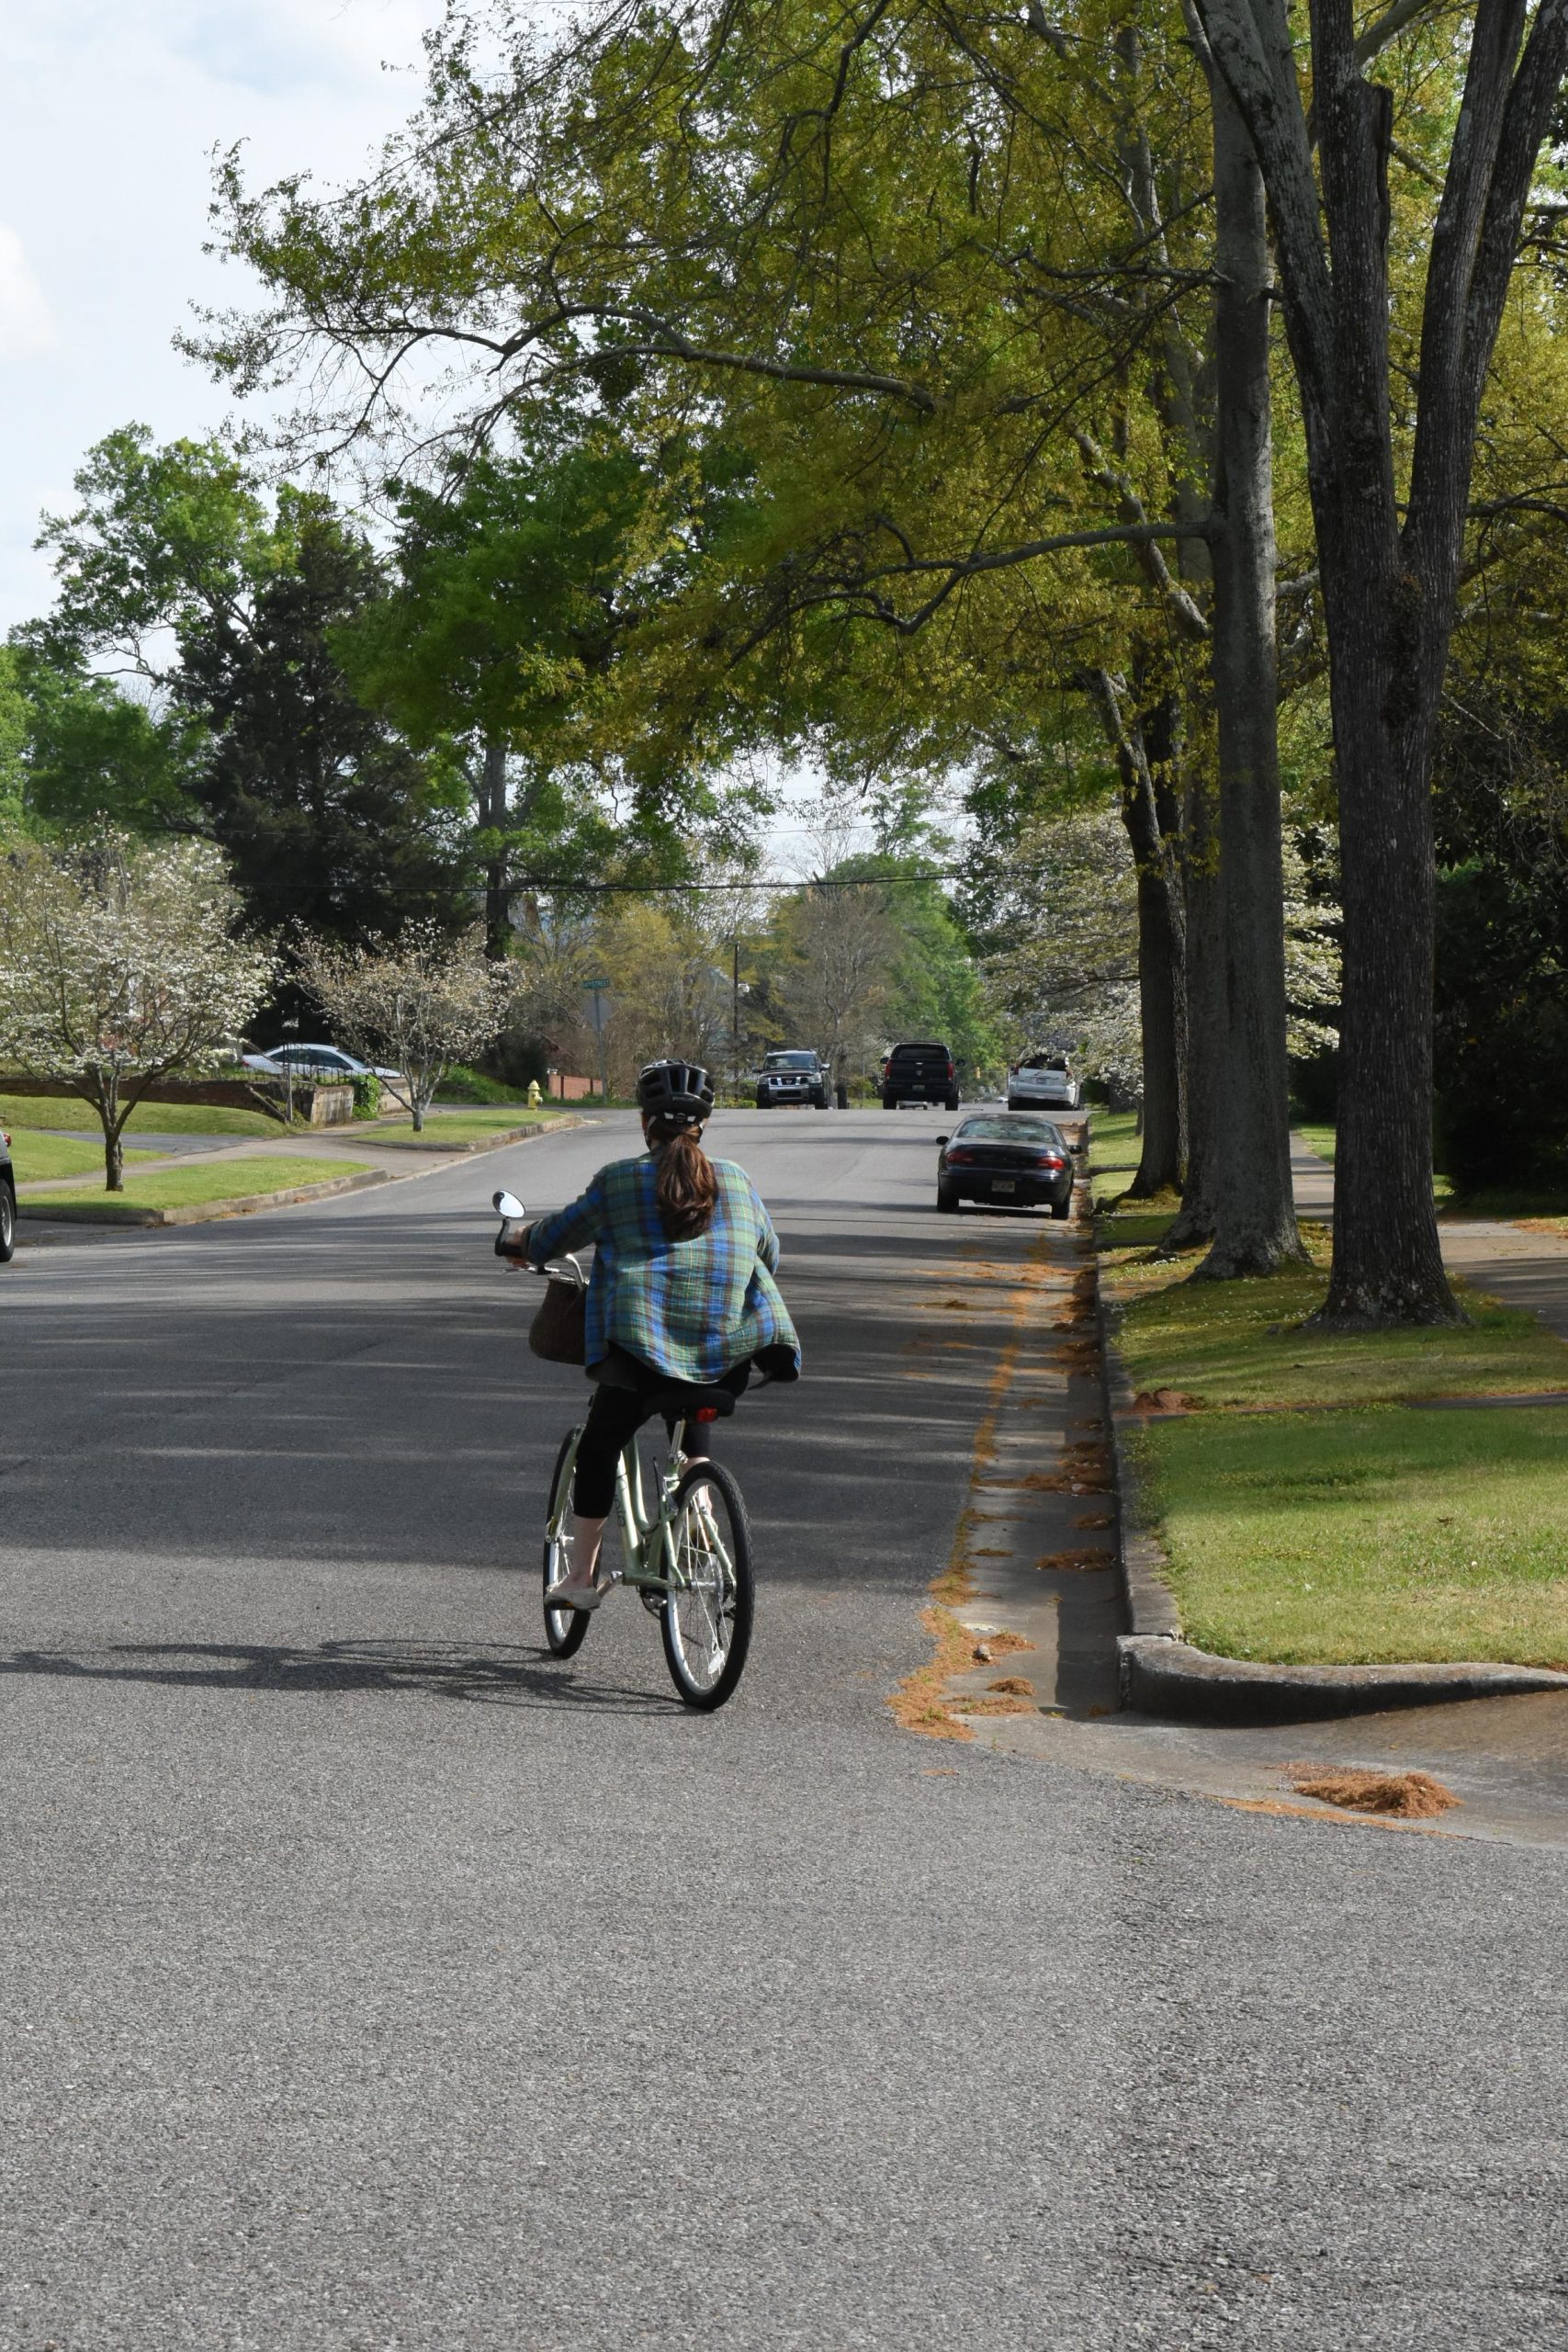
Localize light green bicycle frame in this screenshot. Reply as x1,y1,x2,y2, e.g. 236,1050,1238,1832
547,1420,727,1597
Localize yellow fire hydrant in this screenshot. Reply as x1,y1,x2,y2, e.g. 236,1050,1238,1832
526,1079,544,1109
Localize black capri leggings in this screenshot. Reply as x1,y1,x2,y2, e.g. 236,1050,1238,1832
572,1353,750,1517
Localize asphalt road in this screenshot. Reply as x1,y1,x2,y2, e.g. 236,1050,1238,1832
2,1110,1564,2351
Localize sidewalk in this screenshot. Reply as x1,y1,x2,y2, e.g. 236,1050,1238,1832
1292,1131,1568,1345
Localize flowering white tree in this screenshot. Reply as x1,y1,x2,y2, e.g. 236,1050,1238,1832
987,811,1144,1093
297,922,514,1129
987,809,1339,1099
0,831,274,1190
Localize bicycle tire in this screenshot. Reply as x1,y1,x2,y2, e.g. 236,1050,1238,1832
542,1430,592,1658
660,1460,754,1711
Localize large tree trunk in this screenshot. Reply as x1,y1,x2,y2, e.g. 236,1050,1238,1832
1164,768,1222,1250
1095,678,1187,1195
478,738,511,958
1302,68,1461,1323
1187,0,1568,1321
1314,526,1455,1320
1124,795,1184,1196
99,1082,125,1193
1192,80,1304,1280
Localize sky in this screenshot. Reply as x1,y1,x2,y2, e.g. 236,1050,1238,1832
0,1,889,865
0,0,450,629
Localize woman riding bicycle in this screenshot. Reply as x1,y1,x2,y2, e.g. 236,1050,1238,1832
523,1057,799,1611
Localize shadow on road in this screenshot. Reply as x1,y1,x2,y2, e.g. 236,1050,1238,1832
0,1638,676,1714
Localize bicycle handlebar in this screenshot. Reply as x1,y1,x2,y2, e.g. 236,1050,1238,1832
525,1253,587,1289
493,1188,587,1286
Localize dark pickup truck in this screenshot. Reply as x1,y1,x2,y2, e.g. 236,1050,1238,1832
755,1049,831,1109
882,1041,961,1111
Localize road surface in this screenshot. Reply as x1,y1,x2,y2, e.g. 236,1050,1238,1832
1,1111,1563,2349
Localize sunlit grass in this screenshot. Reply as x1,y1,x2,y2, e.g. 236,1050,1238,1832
1138,1405,1568,1666
9,1131,160,1183
23,1156,373,1210
363,1105,567,1145
1111,1247,1568,1407
0,1092,283,1139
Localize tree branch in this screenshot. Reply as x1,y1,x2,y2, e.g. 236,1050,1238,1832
1072,429,1212,639
1192,0,1335,424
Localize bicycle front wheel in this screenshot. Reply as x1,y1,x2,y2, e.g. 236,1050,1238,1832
660,1461,754,1710
542,1430,592,1659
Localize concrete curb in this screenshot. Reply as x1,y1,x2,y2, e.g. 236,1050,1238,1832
1118,1634,1568,1722
1096,1286,1182,1645
17,1169,389,1227
1093,1247,1568,1723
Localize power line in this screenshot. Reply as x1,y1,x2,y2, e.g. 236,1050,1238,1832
508,867,995,894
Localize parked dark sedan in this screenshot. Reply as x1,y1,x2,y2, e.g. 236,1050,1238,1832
935,1113,1076,1216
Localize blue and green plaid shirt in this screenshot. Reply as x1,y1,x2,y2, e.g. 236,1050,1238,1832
528,1154,801,1385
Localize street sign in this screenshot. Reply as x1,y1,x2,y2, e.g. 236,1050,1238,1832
581,985,613,1035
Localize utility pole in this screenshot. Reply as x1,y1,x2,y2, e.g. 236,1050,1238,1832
581,978,613,1104
732,937,741,1098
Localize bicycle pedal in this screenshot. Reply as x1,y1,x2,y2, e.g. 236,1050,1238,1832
638,1587,665,1617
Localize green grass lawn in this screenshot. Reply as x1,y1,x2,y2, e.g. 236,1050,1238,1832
363,1105,563,1146
1088,1109,1145,1204
1088,1108,1183,1245
1136,1405,1568,1667
22,1156,373,1212
9,1131,161,1183
1289,1119,1568,1217
433,1064,530,1105
0,1093,284,1139
1111,1243,1568,1408
1109,1228,1568,1664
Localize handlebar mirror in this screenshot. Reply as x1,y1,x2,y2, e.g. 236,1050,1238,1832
493,1190,526,1218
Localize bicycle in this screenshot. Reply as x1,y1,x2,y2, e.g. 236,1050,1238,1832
495,1190,755,1712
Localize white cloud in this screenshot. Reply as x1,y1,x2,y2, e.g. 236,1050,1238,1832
172,1,436,96
0,1,450,625
0,224,58,360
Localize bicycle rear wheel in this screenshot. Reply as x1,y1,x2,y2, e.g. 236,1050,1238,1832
660,1461,753,1710
542,1430,592,1659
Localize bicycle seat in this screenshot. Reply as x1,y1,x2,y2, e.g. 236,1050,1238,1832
645,1385,739,1422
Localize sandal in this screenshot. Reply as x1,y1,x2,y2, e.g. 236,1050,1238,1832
545,1573,608,1613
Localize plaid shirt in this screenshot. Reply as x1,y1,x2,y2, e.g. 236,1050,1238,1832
528,1154,801,1385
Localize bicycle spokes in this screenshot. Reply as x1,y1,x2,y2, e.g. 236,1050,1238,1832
660,1466,752,1706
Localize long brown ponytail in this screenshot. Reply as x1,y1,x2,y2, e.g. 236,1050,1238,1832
649,1116,718,1241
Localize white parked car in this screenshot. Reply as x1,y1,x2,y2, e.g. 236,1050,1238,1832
243,1043,401,1080
1007,1053,1082,1111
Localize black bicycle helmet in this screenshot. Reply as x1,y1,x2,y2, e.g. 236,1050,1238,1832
637,1057,715,1126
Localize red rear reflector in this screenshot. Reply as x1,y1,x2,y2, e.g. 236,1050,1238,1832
694,1408,720,1423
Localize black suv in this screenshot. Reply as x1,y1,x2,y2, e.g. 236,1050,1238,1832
755,1049,830,1109
882,1041,961,1112
0,1127,15,1262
